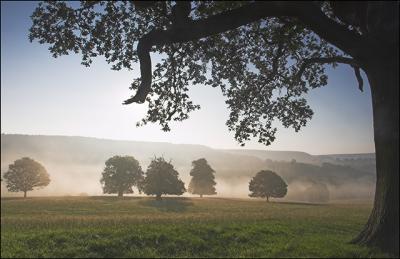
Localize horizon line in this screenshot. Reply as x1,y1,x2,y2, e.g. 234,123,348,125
1,132,376,156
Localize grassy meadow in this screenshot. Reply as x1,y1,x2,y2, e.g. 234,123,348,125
0,196,391,258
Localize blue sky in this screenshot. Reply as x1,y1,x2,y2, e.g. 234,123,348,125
1,1,375,154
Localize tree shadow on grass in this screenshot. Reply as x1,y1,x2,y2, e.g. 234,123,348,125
276,201,328,206
1,197,29,201
86,196,143,201
139,197,193,212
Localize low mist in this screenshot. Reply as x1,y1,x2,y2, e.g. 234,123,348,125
1,134,375,203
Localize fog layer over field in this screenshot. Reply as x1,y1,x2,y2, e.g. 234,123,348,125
1,134,375,202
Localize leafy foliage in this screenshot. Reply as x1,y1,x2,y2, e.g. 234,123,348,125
100,155,144,196
3,157,50,196
29,1,341,146
188,158,216,197
249,170,287,201
142,157,186,198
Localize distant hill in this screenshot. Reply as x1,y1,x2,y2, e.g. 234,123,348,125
317,153,376,174
0,133,265,173
222,149,320,164
0,134,375,201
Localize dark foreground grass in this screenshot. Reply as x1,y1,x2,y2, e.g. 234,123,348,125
0,196,392,258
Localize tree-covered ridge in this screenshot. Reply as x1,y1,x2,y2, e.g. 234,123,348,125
263,159,375,187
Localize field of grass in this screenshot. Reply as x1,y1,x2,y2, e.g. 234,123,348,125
0,196,392,258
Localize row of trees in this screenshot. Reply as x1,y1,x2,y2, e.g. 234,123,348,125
2,156,288,202
100,156,217,199
100,155,288,201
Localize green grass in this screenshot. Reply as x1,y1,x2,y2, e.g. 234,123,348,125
0,196,392,258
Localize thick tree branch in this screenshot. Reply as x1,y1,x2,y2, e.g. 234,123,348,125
133,1,158,11
352,65,364,92
270,29,286,77
296,56,364,91
124,1,364,105
170,1,192,26
123,32,155,104
297,56,359,79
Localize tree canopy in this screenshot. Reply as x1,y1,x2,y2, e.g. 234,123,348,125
142,157,186,199
100,155,144,197
249,170,287,202
29,1,355,145
188,158,216,197
3,157,50,198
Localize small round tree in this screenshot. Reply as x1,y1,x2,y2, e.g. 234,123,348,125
3,157,50,198
249,170,287,202
142,157,186,200
188,158,216,198
100,155,144,197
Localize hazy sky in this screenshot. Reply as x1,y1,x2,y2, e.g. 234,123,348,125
1,1,375,155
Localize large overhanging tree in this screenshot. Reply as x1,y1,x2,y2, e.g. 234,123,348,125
29,1,398,254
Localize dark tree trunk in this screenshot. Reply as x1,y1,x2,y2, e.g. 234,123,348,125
266,196,269,202
156,194,162,200
23,191,27,198
352,54,399,255
118,190,123,197
200,194,203,198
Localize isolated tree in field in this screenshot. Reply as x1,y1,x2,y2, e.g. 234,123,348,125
29,1,399,253
142,157,185,200
188,158,216,198
100,155,144,197
249,170,287,202
3,157,50,198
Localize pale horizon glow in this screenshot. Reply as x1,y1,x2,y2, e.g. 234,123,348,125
1,1,375,156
